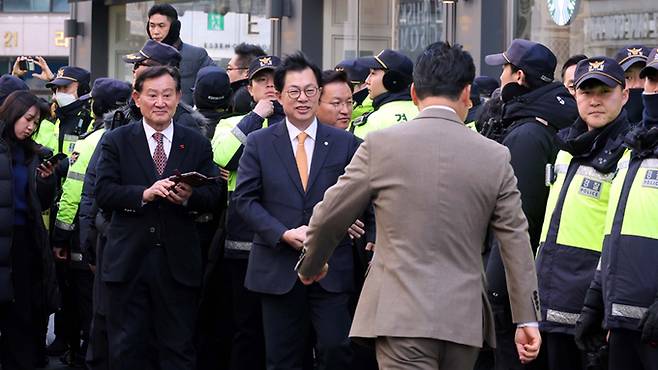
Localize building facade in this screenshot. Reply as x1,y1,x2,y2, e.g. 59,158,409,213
68,0,657,82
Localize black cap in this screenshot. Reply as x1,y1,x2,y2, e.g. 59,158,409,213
193,66,231,109
485,39,556,83
0,74,29,105
574,57,625,89
45,66,91,89
473,76,500,97
335,58,369,84
614,45,651,71
640,48,658,79
247,55,281,80
123,40,182,67
87,78,132,114
359,49,413,77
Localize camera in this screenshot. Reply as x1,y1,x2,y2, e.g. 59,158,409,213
18,57,35,72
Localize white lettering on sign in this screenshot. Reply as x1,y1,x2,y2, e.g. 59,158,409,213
584,12,658,41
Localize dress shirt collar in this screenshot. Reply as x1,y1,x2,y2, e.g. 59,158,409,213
422,105,458,115
286,117,318,142
143,119,174,142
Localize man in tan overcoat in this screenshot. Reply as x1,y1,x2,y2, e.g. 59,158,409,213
296,42,542,369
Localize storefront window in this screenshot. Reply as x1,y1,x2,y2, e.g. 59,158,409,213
108,0,270,82
322,0,442,69
516,0,658,71
2,0,67,12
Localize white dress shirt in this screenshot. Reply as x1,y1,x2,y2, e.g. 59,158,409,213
143,119,174,158
286,118,317,175
422,105,458,115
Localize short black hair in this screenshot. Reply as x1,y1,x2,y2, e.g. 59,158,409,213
274,52,322,92
321,70,352,93
506,63,549,90
134,66,181,93
234,43,266,69
148,4,178,22
561,54,588,80
413,42,475,101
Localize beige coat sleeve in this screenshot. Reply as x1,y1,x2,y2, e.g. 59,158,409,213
298,140,373,278
490,150,542,324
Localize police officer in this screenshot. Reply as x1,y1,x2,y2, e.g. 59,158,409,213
575,48,658,370
335,58,373,121
227,43,267,114
193,65,235,139
349,49,418,138
51,78,131,367
210,55,284,370
536,57,630,370
120,39,207,132
614,44,652,123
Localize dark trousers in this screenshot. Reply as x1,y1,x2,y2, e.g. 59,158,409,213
609,328,658,370
228,258,265,370
544,332,583,370
87,234,109,370
260,281,353,370
0,226,42,370
105,247,198,370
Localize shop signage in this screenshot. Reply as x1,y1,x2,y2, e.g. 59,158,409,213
584,12,658,41
547,0,578,26
398,0,442,60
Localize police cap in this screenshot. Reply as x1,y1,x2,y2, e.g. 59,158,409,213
335,58,370,84
485,39,556,83
614,45,651,72
122,40,182,68
0,74,29,105
574,57,625,89
248,55,281,80
639,48,658,79
359,49,413,78
45,66,91,89
86,78,132,114
193,66,232,109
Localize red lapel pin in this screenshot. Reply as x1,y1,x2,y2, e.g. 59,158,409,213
179,144,185,150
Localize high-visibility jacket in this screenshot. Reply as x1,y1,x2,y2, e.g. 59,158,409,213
349,99,418,139
352,95,373,121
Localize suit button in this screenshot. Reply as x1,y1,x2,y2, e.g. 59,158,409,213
149,227,156,233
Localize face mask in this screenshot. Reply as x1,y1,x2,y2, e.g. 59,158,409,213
624,88,645,124
54,92,76,107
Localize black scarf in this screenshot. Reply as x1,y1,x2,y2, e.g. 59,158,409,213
372,90,411,111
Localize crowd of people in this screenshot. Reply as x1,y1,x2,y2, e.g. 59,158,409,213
0,3,658,370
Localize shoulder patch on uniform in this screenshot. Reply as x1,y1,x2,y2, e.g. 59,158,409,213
643,169,658,188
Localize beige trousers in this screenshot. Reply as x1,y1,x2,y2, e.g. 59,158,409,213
375,336,479,370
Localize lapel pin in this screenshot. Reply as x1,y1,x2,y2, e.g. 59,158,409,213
179,144,185,150
324,141,328,146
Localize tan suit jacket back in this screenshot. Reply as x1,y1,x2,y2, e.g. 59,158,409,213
299,107,541,348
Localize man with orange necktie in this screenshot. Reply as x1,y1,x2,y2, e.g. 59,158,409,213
233,52,361,369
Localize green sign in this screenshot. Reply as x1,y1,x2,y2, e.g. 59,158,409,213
208,13,225,31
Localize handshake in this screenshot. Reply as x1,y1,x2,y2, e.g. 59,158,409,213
281,219,368,251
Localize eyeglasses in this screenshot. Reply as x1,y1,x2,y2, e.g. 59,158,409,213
286,87,319,100
320,100,353,109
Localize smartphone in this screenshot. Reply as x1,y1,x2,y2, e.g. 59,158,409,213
18,58,35,72
42,152,68,166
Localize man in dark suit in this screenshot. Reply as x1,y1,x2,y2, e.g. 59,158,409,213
95,66,221,369
234,52,361,370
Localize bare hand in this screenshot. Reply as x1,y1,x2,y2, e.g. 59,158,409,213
646,76,658,94
219,167,230,181
347,219,365,240
32,56,54,81
253,99,274,118
53,247,67,261
37,162,55,178
365,242,376,251
166,182,193,205
142,179,175,203
299,263,328,285
282,226,308,250
515,326,541,364
12,56,28,77
89,264,96,274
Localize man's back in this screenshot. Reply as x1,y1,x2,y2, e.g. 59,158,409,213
349,107,535,347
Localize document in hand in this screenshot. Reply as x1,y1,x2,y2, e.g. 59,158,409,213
168,171,220,187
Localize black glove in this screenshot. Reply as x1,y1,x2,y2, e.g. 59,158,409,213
575,286,606,353
639,299,658,344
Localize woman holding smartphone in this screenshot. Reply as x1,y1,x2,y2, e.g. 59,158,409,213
0,90,59,369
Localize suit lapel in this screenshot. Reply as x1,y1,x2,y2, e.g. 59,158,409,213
163,123,188,177
272,123,305,195
129,123,158,184
306,123,331,193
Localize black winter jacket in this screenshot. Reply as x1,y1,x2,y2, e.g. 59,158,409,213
0,130,59,312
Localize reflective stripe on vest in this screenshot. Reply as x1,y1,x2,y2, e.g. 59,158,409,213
611,303,647,319
546,309,580,325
